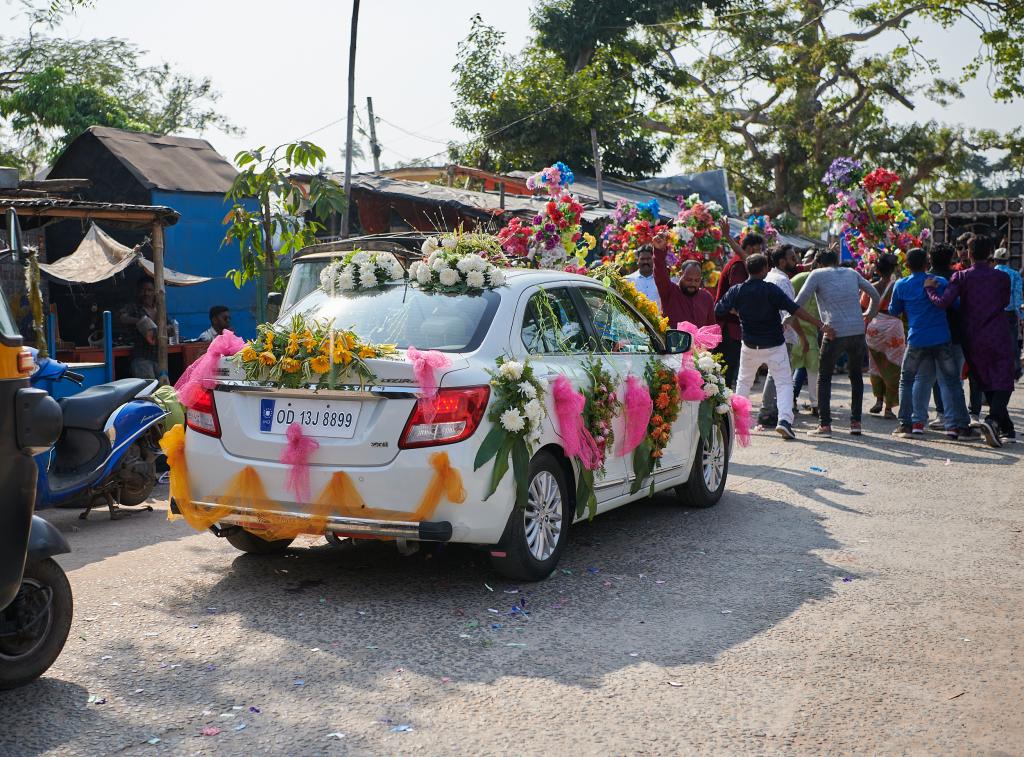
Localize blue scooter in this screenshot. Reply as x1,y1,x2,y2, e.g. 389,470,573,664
30,351,167,519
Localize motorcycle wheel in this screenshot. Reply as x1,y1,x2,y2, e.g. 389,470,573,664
117,439,157,507
0,558,74,690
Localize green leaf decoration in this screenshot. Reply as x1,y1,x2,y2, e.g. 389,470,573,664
698,398,714,444
510,438,531,510
474,424,506,471
630,438,654,496
576,467,597,520
483,437,514,501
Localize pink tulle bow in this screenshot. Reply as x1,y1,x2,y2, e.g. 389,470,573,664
174,330,246,409
730,394,753,448
677,321,722,352
280,422,320,503
551,375,601,471
406,346,452,421
617,374,653,457
677,367,707,402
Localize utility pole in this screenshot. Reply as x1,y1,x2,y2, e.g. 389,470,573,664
341,0,360,238
366,96,381,173
590,127,605,208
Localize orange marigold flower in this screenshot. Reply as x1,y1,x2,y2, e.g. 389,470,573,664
281,357,301,374
258,351,276,366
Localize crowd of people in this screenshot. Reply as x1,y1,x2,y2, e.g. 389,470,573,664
648,227,1023,447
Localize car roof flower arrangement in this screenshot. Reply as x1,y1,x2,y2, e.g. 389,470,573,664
408,230,508,293
739,214,779,249
318,248,406,292
823,158,929,269
498,162,594,270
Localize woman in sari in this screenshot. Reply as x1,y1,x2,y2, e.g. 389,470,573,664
862,254,905,418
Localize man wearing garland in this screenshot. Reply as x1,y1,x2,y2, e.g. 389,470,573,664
624,247,661,313
714,221,764,388
652,233,715,328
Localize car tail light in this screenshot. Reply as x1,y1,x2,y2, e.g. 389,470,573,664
16,349,34,375
186,387,221,437
399,386,490,449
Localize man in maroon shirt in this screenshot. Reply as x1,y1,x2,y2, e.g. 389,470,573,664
652,232,715,328
714,221,764,387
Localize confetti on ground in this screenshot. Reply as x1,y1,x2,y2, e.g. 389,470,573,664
390,725,413,732
721,610,732,614
667,681,684,687
248,706,261,713
101,655,112,660
146,737,161,745
587,567,601,574
628,652,639,657
233,723,247,732
293,679,305,686
200,727,221,737
484,583,494,592
327,732,346,739
842,576,853,583
809,466,827,473
87,695,106,705
219,713,235,720
655,580,667,585
944,458,952,466
504,588,520,594
441,677,452,683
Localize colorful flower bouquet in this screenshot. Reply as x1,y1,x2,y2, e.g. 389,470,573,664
822,158,930,269
599,198,680,274
629,357,682,495
674,194,728,285
499,162,595,269
409,232,508,293
319,249,405,292
739,214,779,249
237,313,397,388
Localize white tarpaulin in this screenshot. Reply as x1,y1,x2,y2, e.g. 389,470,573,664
39,223,211,286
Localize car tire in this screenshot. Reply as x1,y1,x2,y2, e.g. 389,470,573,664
0,558,74,690
489,451,570,582
676,418,728,509
225,529,294,555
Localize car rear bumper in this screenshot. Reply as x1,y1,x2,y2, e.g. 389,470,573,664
182,429,513,544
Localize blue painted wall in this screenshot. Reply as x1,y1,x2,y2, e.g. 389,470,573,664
152,190,259,340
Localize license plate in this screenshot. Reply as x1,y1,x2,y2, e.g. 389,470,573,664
258,397,360,439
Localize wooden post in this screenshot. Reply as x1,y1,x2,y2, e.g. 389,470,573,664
152,222,168,384
446,165,455,187
499,182,506,209
340,0,361,238
590,127,605,208
366,96,381,172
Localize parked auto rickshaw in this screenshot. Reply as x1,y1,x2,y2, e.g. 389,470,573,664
0,210,71,689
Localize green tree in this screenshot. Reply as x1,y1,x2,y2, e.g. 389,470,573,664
635,0,1024,221
450,2,719,179
223,142,346,298
0,5,236,173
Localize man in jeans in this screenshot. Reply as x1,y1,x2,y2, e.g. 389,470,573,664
888,248,972,439
715,253,833,439
759,245,805,427
795,248,880,436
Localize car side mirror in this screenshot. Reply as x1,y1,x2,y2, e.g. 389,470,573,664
267,291,283,322
663,329,692,355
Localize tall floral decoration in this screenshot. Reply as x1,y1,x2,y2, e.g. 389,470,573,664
498,162,595,269
674,193,727,286
599,198,680,274
569,357,622,520
739,215,779,249
822,157,929,270
474,356,547,510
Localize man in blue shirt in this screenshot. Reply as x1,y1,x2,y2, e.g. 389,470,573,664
715,253,833,439
889,247,971,438
993,246,1023,381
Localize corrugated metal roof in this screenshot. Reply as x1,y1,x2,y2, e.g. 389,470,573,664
86,126,238,194
349,173,550,217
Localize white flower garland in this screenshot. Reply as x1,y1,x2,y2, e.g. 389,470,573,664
319,249,406,292
408,236,507,294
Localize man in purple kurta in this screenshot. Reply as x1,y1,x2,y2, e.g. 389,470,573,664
925,235,1015,445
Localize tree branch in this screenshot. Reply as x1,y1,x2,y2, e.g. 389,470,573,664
839,4,928,43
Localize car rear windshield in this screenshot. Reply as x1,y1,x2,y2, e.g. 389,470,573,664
281,260,329,314
289,281,500,352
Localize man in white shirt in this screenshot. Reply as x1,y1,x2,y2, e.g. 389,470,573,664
625,246,661,313
198,305,231,342
760,245,805,425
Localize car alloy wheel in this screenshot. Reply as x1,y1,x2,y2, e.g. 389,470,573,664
702,422,726,492
524,470,563,562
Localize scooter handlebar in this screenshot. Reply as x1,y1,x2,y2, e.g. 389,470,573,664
63,370,85,385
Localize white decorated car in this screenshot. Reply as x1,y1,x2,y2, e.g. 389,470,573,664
179,264,733,581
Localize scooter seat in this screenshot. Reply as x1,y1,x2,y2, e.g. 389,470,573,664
59,379,152,431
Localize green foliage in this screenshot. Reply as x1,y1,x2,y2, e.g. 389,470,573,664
222,141,346,290
0,30,236,173
636,0,1024,224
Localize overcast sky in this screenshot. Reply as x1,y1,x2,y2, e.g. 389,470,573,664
17,0,1024,176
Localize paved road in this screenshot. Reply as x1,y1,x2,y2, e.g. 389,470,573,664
3,386,1023,755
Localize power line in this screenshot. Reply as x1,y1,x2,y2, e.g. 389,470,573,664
293,115,348,142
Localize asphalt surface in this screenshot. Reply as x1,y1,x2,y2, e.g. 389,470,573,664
2,384,1022,756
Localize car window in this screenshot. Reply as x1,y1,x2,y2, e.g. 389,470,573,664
293,281,499,352
578,288,656,354
281,260,329,314
521,287,588,354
